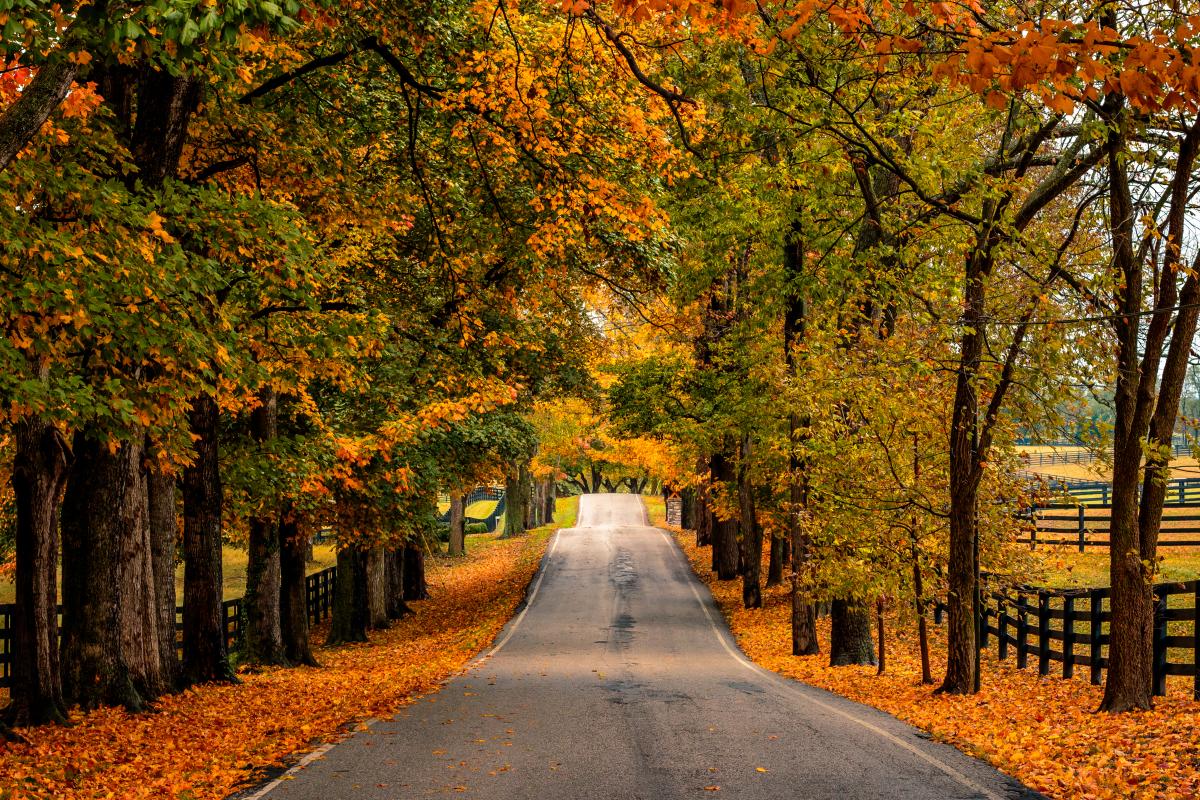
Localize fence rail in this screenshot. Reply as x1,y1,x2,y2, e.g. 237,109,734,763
935,579,1200,699
0,565,337,688
1019,443,1191,468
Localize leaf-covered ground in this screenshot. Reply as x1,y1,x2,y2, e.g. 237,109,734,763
0,504,570,800
670,530,1200,800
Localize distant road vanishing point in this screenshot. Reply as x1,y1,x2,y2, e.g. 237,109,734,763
247,493,1041,800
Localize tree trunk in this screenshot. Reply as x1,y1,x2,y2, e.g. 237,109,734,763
5,418,71,727
243,389,286,666
0,55,77,175
680,486,696,530
448,493,466,556
385,548,413,619
738,436,762,609
279,516,317,666
542,479,556,525
403,542,429,600
366,546,389,629
783,226,818,656
61,433,161,710
711,449,740,581
940,246,987,695
327,547,369,645
766,532,784,588
146,455,179,690
503,461,528,538
180,394,235,686
829,599,875,666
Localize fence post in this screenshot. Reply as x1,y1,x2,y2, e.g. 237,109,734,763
1077,506,1086,552
1102,485,1109,505
1194,582,1200,702
1089,589,1103,685
1063,596,1075,679
1152,587,1168,697
980,593,990,649
1016,593,1029,669
1180,482,1186,504
1030,525,1037,551
1038,592,1051,676
998,594,1009,661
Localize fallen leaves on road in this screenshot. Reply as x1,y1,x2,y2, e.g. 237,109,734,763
673,532,1200,800
0,530,552,799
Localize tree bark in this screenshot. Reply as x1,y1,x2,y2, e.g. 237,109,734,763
448,493,466,556
0,55,78,175
503,461,528,538
279,516,317,666
766,532,784,588
542,479,556,525
366,546,389,629
403,542,428,600
830,599,876,666
61,432,161,710
385,548,413,619
327,547,369,645
5,418,71,727
711,449,740,580
180,394,235,686
146,454,179,690
738,436,762,609
243,389,286,666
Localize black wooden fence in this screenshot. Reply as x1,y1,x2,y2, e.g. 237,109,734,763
0,565,337,688
935,579,1200,699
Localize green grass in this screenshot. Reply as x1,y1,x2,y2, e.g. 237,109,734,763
1032,546,1200,589
0,544,338,605
432,495,580,559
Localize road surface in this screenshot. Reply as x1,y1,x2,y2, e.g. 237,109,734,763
248,493,1040,800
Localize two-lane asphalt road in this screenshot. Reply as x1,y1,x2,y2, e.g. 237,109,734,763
249,493,1039,800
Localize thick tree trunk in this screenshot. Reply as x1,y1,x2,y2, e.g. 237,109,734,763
829,599,875,666
542,479,556,525
366,546,389,629
181,394,235,686
403,543,429,600
61,433,162,710
738,437,762,608
766,532,784,588
327,547,369,645
146,456,179,690
711,449,740,581
503,462,527,538
243,389,286,666
5,419,71,727
448,493,466,556
243,516,286,665
279,516,317,666
385,548,413,619
680,486,696,530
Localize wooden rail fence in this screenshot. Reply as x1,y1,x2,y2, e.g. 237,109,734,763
934,579,1200,699
0,565,337,688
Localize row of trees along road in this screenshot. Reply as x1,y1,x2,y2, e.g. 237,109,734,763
0,1,687,735
2,0,1198,736
603,0,1200,712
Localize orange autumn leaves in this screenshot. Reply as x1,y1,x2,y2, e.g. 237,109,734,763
672,532,1200,800
0,530,552,799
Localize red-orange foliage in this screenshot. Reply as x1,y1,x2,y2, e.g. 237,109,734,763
0,532,552,799
672,530,1200,800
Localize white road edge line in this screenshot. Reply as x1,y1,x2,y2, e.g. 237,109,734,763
657,531,1006,800
484,529,561,658
244,530,563,799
